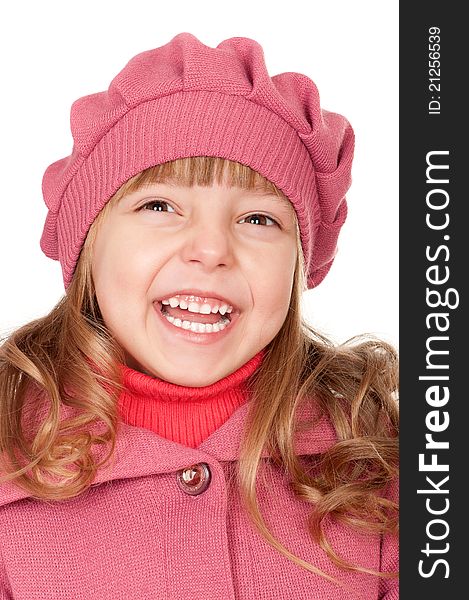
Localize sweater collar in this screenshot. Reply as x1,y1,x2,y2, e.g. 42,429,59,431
117,349,267,448
118,348,266,403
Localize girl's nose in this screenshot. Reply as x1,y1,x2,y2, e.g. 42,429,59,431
180,218,234,272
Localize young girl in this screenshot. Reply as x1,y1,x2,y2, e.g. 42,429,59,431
0,32,398,599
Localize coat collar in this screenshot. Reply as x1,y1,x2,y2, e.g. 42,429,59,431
0,390,336,507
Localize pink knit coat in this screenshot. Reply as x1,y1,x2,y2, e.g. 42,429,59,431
0,383,398,599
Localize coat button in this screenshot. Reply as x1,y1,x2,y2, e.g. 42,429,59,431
177,463,211,496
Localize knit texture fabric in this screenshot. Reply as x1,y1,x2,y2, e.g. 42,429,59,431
118,349,265,448
0,407,398,599
0,380,398,599
40,32,355,290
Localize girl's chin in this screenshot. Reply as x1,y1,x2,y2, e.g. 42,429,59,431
123,352,232,385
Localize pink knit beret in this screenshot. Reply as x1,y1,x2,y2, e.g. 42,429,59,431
40,32,354,290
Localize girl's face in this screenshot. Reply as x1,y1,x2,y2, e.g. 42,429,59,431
91,179,298,386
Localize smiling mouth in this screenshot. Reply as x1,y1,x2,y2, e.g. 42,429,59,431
157,301,233,334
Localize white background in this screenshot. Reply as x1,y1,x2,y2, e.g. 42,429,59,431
0,0,398,348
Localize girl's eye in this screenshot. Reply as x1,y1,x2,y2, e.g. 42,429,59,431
138,199,175,213
239,214,279,227
138,201,278,227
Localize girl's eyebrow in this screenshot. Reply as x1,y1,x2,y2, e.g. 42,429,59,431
250,189,292,206
135,182,293,210
247,189,295,214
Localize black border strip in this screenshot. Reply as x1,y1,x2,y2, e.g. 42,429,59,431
400,2,465,597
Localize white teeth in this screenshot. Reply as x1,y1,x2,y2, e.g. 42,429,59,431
162,310,230,333
200,303,212,315
160,295,234,315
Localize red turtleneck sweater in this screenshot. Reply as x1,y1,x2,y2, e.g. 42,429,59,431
117,349,265,448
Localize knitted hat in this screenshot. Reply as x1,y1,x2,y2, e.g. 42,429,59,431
40,32,354,290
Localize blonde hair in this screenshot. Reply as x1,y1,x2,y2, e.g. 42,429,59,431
0,157,398,586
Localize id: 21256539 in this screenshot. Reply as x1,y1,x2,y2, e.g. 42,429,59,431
428,26,441,115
